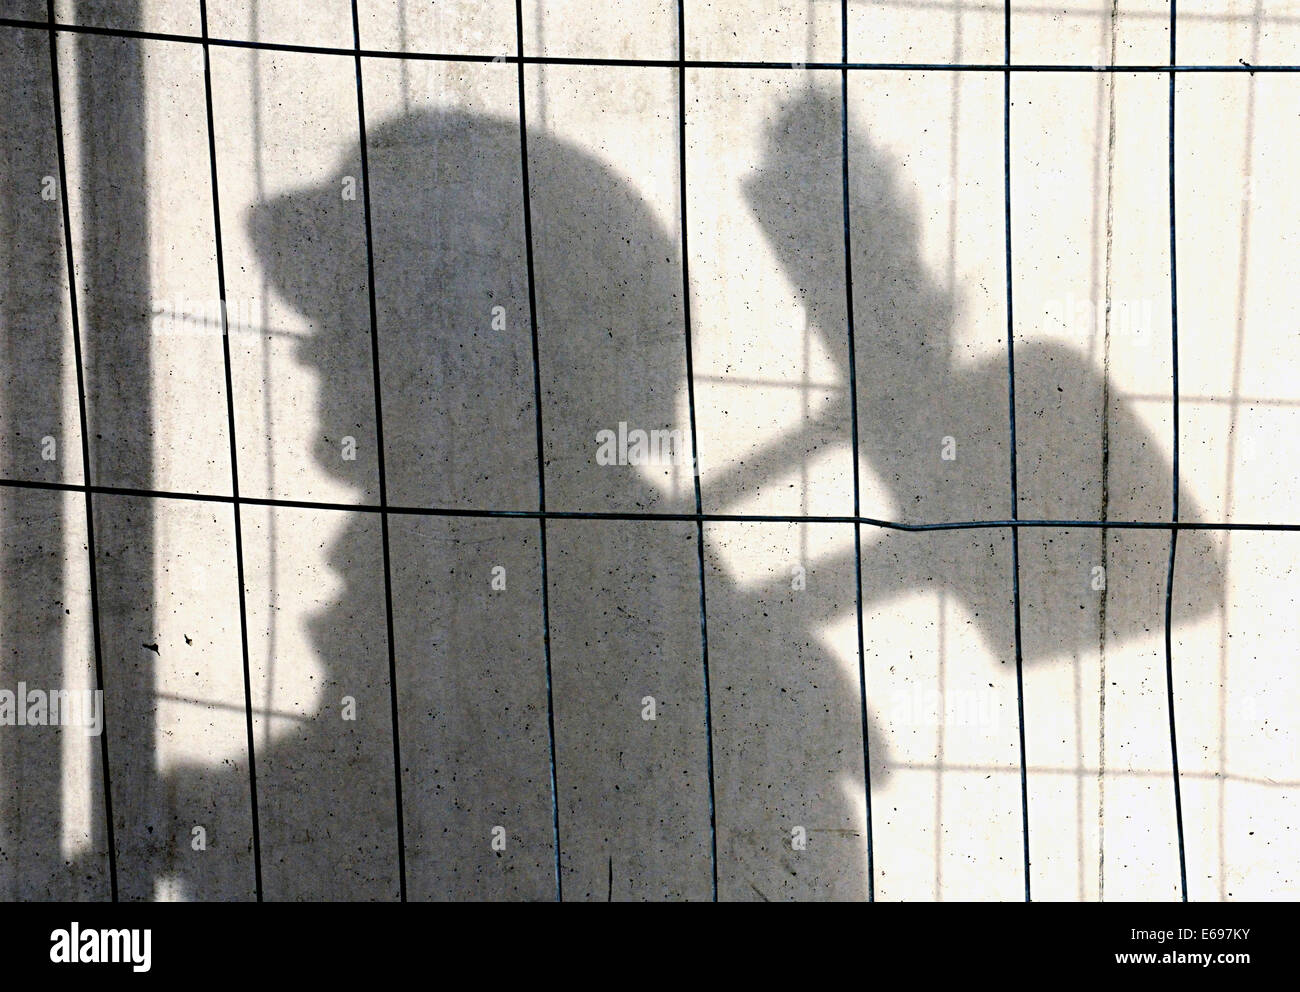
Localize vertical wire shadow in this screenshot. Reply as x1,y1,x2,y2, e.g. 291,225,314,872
676,0,721,903
840,0,876,900
197,0,263,900
350,0,409,904
1003,0,1034,903
1164,0,1190,902
513,0,565,902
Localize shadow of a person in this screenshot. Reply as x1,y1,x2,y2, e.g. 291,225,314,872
70,106,878,902
247,106,891,901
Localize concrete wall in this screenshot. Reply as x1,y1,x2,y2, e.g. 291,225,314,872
0,0,1296,900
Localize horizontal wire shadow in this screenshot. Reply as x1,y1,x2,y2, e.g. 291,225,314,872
0,475,1296,532
0,16,1298,72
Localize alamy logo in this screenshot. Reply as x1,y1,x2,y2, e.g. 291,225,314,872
0,683,103,736
49,923,151,973
595,421,697,472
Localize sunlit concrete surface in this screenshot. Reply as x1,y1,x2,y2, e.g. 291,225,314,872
0,0,1296,901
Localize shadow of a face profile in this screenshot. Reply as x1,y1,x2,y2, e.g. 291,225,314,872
116,87,1222,902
